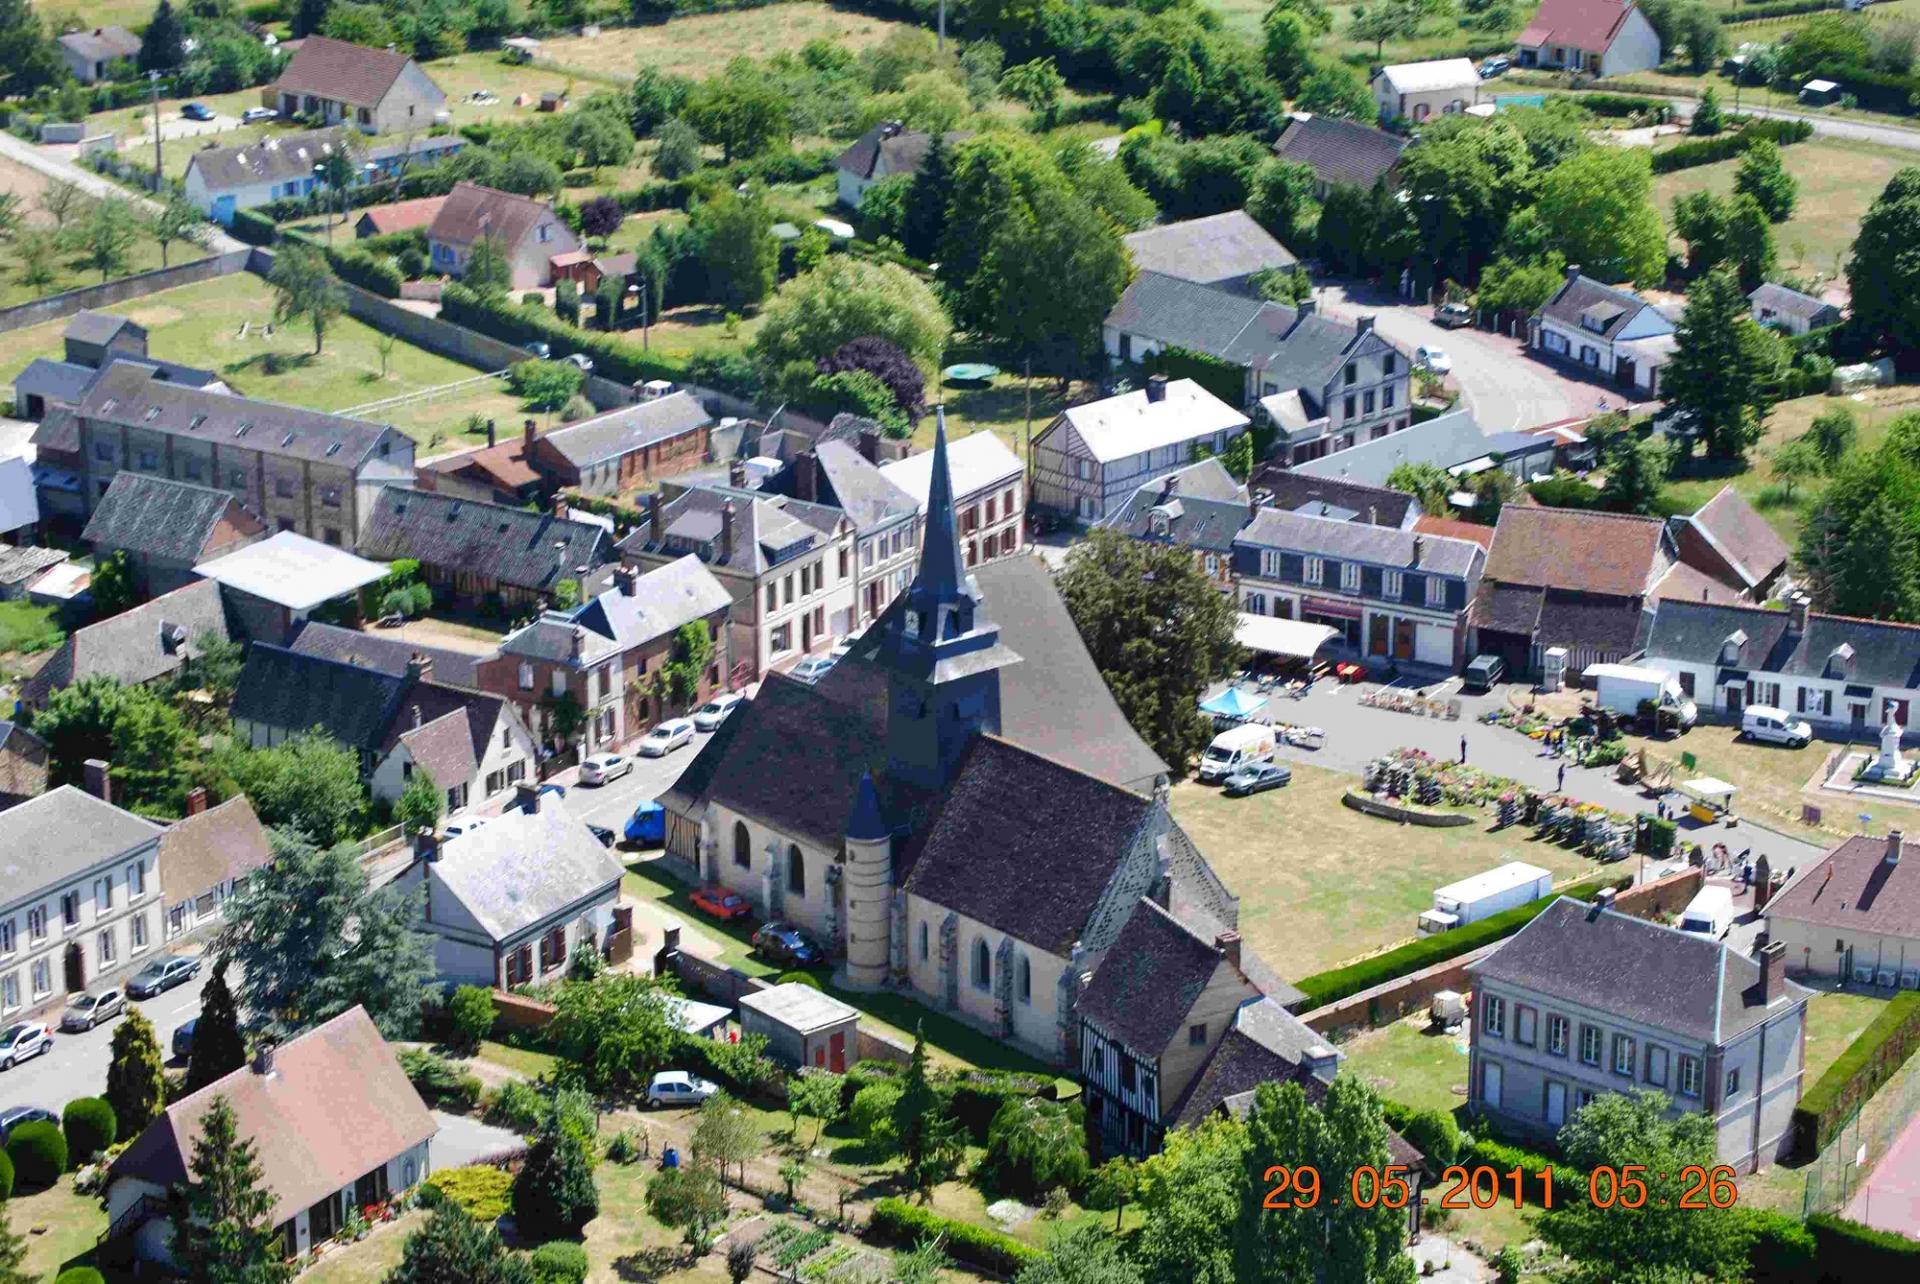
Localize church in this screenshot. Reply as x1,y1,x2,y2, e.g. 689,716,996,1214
660,418,1283,1065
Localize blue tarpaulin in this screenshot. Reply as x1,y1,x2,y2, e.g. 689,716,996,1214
1200,687,1268,718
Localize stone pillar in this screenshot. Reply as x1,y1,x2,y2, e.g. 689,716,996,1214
888,890,909,984
761,838,783,918
939,913,960,1010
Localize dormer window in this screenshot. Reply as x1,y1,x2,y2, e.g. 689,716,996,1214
1720,629,1748,664
1829,642,1855,677
1149,511,1170,536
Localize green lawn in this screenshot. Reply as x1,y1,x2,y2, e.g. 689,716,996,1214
539,3,918,81
1168,766,1600,980
4,1174,108,1279
299,1210,429,1284
0,600,65,656
0,272,532,453
0,153,212,308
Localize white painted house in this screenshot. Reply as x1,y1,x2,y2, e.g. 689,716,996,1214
1516,0,1663,78
428,182,582,289
1031,375,1251,522
1530,267,1675,395
1372,59,1482,123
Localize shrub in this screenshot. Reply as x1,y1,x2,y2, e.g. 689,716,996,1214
441,284,691,387
604,1128,640,1164
1462,1134,1558,1206
1578,93,1671,119
397,1049,484,1110
948,1069,1056,1142
421,1164,515,1221
675,1031,781,1097
1808,1212,1920,1270
981,1097,1089,1197
0,1147,12,1200
1651,118,1814,174
7,1120,68,1188
56,1270,107,1284
1742,1208,1819,1282
229,207,277,246
513,1126,599,1239
484,1078,547,1132
1795,992,1920,1155
329,247,403,297
1400,1108,1460,1169
530,1241,590,1283
868,1198,1041,1274
62,1097,117,1165
850,1080,903,1149
449,985,497,1052
1294,873,1624,1007
774,970,823,989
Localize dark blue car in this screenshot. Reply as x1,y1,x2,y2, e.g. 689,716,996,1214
752,921,824,967
624,800,665,847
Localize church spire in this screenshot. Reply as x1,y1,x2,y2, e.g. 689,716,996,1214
913,407,968,601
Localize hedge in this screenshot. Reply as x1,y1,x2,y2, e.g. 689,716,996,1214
1650,119,1814,174
868,1198,1041,1274
1732,0,1841,19
1807,1213,1920,1275
55,1270,107,1284
1742,1209,1819,1283
530,1241,589,1284
229,208,279,247
420,1164,515,1221
1793,991,1920,1156
1579,93,1673,118
61,1097,117,1165
948,1069,1057,1143
328,247,404,298
0,1147,11,1200
1141,345,1247,412
440,284,696,387
1786,62,1920,116
6,1120,68,1188
1293,873,1624,1009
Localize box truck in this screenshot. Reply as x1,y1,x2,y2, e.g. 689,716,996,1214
1586,663,1698,729
1198,724,1278,782
1677,885,1735,939
1417,861,1555,935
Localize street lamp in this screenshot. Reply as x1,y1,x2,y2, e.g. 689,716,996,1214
148,72,162,194
312,163,333,247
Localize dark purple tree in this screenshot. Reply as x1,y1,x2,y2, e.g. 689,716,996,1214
815,336,926,421
580,196,624,241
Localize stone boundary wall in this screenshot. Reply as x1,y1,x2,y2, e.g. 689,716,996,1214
0,249,253,335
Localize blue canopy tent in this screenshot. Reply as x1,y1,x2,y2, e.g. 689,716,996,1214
1200,687,1268,719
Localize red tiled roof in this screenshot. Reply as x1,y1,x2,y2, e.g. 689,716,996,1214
357,196,447,236
1651,560,1745,607
425,436,548,492
273,35,415,109
1483,505,1666,597
1413,514,1494,551
1518,0,1638,52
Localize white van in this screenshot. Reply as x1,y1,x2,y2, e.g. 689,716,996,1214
1199,724,1278,782
1741,705,1813,747
1677,885,1735,939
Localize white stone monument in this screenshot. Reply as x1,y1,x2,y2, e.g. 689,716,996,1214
1868,712,1917,783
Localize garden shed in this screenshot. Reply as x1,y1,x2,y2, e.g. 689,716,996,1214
738,983,859,1072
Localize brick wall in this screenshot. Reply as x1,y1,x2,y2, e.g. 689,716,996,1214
490,989,557,1034
1610,865,1704,919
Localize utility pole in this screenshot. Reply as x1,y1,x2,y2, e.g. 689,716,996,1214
1023,354,1033,490
937,0,946,52
149,72,162,194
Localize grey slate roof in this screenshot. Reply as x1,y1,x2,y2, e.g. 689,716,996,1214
285,620,485,690
20,578,229,705
506,555,731,666
1470,897,1812,1044
77,363,401,468
360,488,612,593
1749,282,1840,326
58,26,141,63
0,785,161,899
273,35,419,109
232,643,412,752
1249,468,1416,527
1077,897,1233,1052
543,392,711,468
1104,459,1251,556
1646,599,1920,688
810,441,918,534
1273,115,1409,191
622,486,843,578
184,127,356,195
1293,408,1535,488
1237,506,1486,577
1766,832,1920,938
1538,273,1661,341
0,545,69,589
1107,274,1377,396
834,123,966,180
15,358,97,406
1122,211,1295,291
82,473,251,564
432,794,625,936
66,312,141,348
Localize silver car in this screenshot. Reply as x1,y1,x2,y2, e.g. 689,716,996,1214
691,693,743,731
637,719,694,758
646,1070,718,1108
61,988,125,1032
0,1022,52,1070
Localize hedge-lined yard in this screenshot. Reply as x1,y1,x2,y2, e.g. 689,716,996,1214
1795,992,1920,1156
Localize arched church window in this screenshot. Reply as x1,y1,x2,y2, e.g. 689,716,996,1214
1017,954,1031,1004
733,821,750,868
972,939,991,990
788,845,805,897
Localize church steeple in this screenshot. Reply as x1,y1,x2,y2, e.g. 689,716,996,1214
871,408,1021,792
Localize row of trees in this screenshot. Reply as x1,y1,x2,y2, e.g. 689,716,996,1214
0,182,210,299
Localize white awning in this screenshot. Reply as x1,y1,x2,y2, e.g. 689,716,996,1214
1680,777,1738,801
1235,612,1338,660
194,531,389,611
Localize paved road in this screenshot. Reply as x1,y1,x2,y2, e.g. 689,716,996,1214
1315,282,1607,434
0,955,214,1115
1649,92,1920,153
0,129,245,253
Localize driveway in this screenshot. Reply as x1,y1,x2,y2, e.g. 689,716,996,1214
1315,281,1609,433
430,1111,525,1167
0,129,245,253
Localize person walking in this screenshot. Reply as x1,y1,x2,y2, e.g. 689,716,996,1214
1460,735,1468,764
1557,762,1567,792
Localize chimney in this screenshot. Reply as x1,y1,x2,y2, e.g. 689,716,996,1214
410,703,424,731
729,457,747,488
720,500,735,564
1789,593,1810,633
1357,316,1376,336
515,781,540,815
412,825,439,862
486,418,497,448
1758,941,1786,1003
1411,534,1424,567
252,1043,277,1076
524,417,537,451
83,759,111,805
1214,930,1242,969
1889,829,1904,865
1565,263,1583,283
1145,373,1168,404
553,495,569,523
1303,1042,1341,1084
650,491,665,547
616,564,637,596
1297,297,1316,317
570,626,585,660
407,653,433,684
185,786,208,817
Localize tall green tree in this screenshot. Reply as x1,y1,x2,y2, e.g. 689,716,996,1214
170,1096,295,1284
1245,158,1317,247
891,1025,940,1176
1529,147,1666,288
650,117,702,180
1058,527,1243,775
1798,442,1920,619
1663,264,1775,461
691,184,776,310
388,1206,535,1284
902,128,955,260
1385,462,1453,514
1599,431,1675,515
1540,1090,1753,1283
1722,192,1777,292
214,731,367,845
462,235,512,300
1735,137,1798,222
977,179,1132,364
83,198,141,284
106,1009,168,1137
0,0,64,98
139,0,187,71
1806,406,1857,470
685,56,791,162
187,961,249,1094
646,1165,728,1249
1134,1115,1246,1284
1847,165,1920,359
787,1070,844,1146
628,65,691,137
1348,0,1425,62
1001,57,1064,128
545,973,677,1092
512,1121,600,1239
220,832,436,1040
1770,436,1822,498
29,675,196,813
149,192,210,268
89,549,140,618
1260,7,1316,95
395,772,443,840
1294,59,1375,120
750,257,949,397
268,241,346,355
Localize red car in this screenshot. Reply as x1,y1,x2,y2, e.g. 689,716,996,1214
690,886,752,922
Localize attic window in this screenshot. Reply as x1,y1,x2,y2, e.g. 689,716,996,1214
281,433,296,447
188,414,207,430
143,407,160,422
325,442,341,457
234,422,253,438
1720,628,1748,662
100,399,117,413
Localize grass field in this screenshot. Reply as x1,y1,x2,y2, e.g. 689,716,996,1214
0,154,211,307
0,272,531,452
540,3,918,81
1652,136,1912,285
0,600,65,656
5,1174,107,1279
1204,0,1522,62
1168,766,1600,980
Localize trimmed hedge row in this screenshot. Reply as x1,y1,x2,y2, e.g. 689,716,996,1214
1732,0,1841,19
1807,1212,1920,1274
1793,991,1920,1156
440,285,697,387
868,1198,1041,1274
1579,93,1674,118
229,208,279,247
1293,873,1623,1009
1796,62,1920,117
1651,119,1814,174
949,1070,1058,1143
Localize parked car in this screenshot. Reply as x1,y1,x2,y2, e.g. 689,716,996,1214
172,1017,197,1061
690,885,752,921
563,353,594,373
638,720,695,758
646,1070,718,1108
1223,763,1292,797
1416,345,1453,375
1434,301,1473,328
1478,55,1511,77
1463,654,1505,693
0,1106,56,1142
752,921,825,967
790,656,837,684
625,799,666,846
0,1023,52,1071
1740,705,1813,747
580,752,634,784
128,954,200,999
587,823,617,847
181,102,215,121
523,340,552,358
60,988,125,1032
240,107,278,123
443,816,489,839
692,692,744,731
